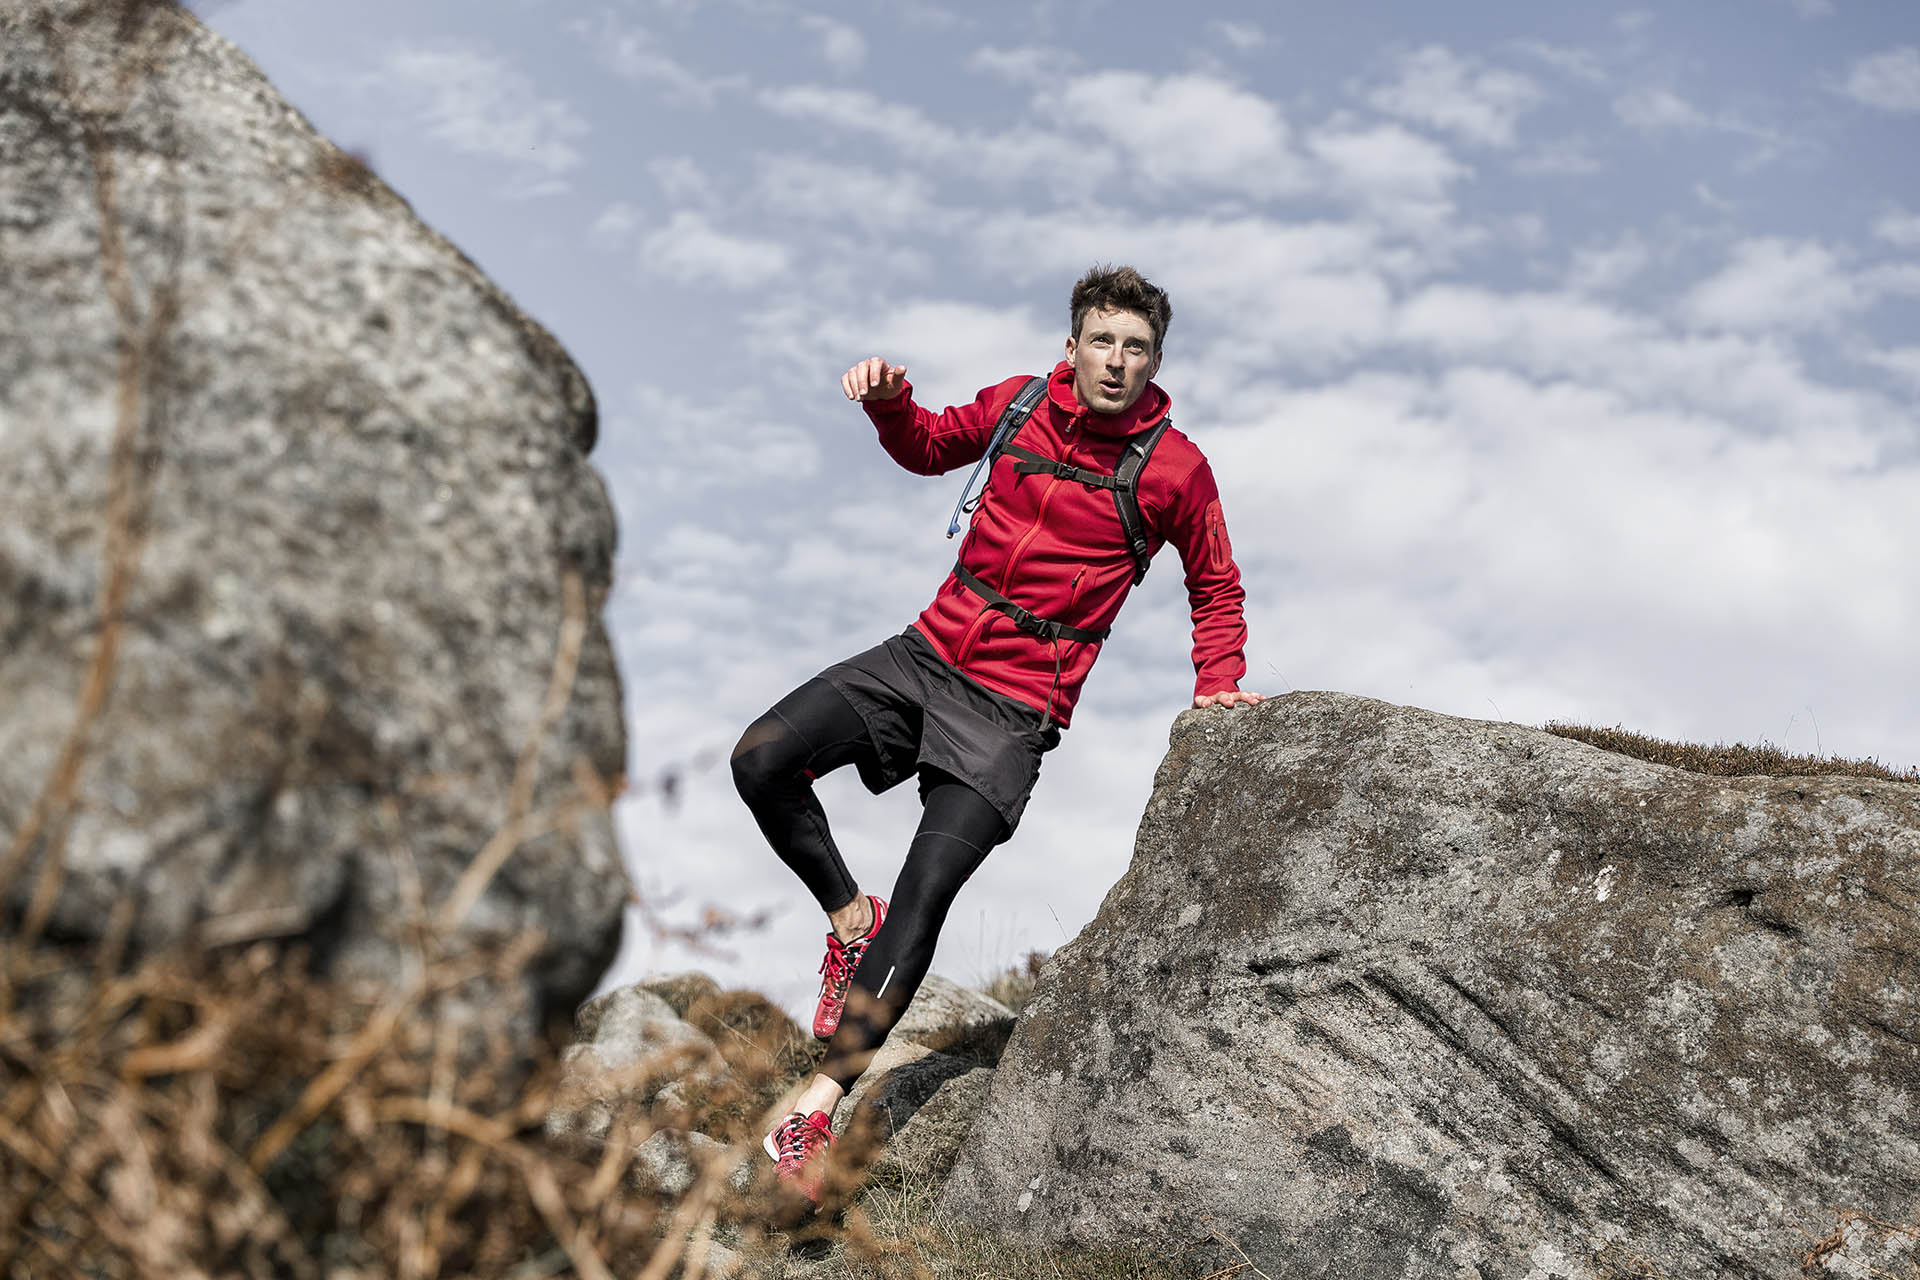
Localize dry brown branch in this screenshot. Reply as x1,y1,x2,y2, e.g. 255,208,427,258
246,981,422,1172
1800,1209,1920,1280
119,1007,232,1078
0,1,178,952
1201,1225,1273,1280
517,1155,617,1280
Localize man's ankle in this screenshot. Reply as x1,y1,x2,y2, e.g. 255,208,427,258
830,894,871,943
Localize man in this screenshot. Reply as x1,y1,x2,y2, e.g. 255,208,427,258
730,265,1260,1202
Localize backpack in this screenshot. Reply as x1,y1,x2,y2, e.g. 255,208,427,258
944,376,1172,647
945,376,1171,586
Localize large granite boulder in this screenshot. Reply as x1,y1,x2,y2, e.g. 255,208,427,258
940,693,1920,1279
0,1,625,1027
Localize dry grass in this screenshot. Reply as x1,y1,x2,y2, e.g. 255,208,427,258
1799,1209,1920,1280
1544,722,1919,783
0,921,1216,1279
978,950,1049,1016
2,933,661,1278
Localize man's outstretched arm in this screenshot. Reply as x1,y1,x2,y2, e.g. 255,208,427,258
841,356,1022,477
1161,455,1264,710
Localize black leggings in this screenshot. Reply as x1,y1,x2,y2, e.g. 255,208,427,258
731,679,1008,1090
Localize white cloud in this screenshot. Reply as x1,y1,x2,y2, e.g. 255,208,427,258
1385,281,1898,453
1396,286,1642,361
1680,238,1867,331
1306,119,1469,226
1695,182,1736,213
1864,262,1920,299
1517,137,1603,175
966,45,1057,85
1192,359,1914,782
756,155,938,233
1873,209,1920,248
648,155,718,205
1838,46,1920,112
799,14,867,75
590,201,639,248
567,12,740,105
842,301,1061,410
756,84,1116,191
969,210,1398,369
603,382,821,501
375,47,587,191
1365,45,1544,148
1611,85,1795,166
1568,233,1651,293
1613,85,1710,131
1045,71,1308,199
640,210,791,288
1511,40,1609,87
1860,347,1920,392
1209,20,1268,52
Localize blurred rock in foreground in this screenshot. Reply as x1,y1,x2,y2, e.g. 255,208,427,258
0,0,627,1033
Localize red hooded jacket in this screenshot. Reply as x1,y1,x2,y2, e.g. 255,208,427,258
864,360,1247,727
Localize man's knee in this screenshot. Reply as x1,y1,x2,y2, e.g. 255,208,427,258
730,713,801,803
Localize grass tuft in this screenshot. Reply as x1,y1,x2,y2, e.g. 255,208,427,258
1543,722,1918,783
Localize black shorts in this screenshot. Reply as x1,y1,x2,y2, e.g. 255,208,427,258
815,627,1061,834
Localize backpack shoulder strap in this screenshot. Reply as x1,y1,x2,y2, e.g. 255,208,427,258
1112,418,1171,584
993,376,1048,456
946,376,1048,538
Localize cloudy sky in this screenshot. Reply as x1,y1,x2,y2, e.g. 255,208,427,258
197,0,1919,1017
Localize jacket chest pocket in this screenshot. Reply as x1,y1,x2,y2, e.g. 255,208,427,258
1067,565,1088,611
1205,500,1232,572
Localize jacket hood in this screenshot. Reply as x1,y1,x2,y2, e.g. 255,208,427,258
1046,360,1170,438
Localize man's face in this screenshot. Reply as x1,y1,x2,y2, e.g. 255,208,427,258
1066,306,1161,415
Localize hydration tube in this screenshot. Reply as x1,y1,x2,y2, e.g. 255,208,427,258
946,416,1018,538
946,376,1047,538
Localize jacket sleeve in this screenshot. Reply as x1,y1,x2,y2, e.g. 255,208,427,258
1160,454,1249,699
861,377,1026,476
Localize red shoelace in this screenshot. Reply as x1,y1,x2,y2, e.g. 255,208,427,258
769,1111,832,1169
818,931,870,995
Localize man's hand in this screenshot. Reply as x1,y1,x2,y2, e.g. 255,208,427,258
1194,690,1266,709
842,357,908,402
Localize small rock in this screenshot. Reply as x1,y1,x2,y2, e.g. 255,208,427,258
546,986,728,1146
884,974,1015,1066
629,1129,757,1198
642,971,723,1018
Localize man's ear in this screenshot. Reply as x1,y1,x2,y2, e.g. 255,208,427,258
1064,334,1077,361
1149,349,1162,378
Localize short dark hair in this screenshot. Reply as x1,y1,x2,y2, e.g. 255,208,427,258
1070,265,1172,353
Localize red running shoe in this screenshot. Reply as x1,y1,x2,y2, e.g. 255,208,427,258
763,1109,834,1203
812,894,887,1039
